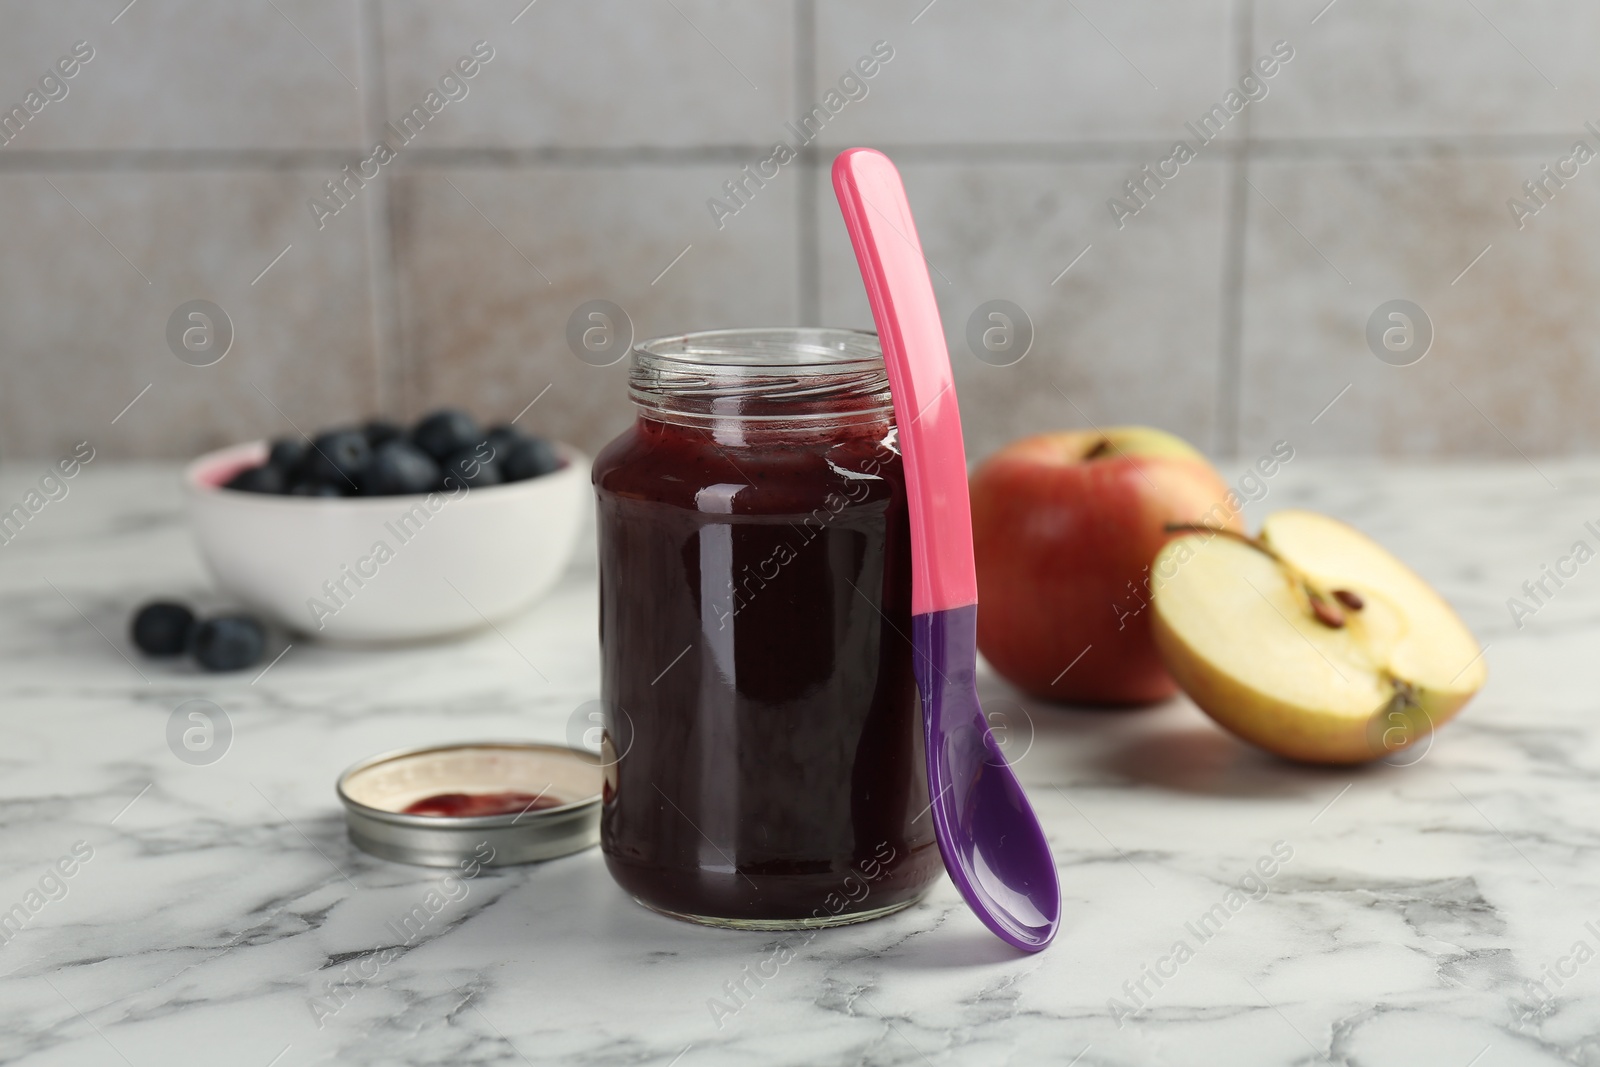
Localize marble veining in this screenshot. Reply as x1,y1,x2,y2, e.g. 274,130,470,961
0,459,1593,1066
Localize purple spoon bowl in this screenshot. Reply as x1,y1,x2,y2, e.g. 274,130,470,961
917,606,1060,950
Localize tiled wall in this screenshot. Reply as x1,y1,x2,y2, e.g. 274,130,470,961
0,0,1592,464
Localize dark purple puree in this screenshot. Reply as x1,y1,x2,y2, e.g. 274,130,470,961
593,413,940,922
402,791,561,818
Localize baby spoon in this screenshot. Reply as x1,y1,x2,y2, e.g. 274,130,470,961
832,147,1060,951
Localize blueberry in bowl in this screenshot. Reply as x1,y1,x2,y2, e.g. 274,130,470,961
216,411,567,500
502,437,562,481
440,446,502,490
362,440,440,496
299,428,371,488
225,464,287,494
411,409,481,463
362,419,405,449
184,410,585,643
267,438,307,471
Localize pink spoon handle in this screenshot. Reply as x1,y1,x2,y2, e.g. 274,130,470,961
832,147,976,617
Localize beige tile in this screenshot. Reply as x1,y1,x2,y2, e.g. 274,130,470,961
1254,0,1598,139
389,164,799,455
0,171,378,459
0,0,362,150
813,0,1234,146
816,158,1232,464
1237,156,1600,460
377,0,795,148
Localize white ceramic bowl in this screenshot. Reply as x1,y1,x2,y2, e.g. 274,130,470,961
183,440,588,643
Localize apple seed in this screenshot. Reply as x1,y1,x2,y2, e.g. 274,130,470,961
1308,593,1345,629
1333,588,1364,611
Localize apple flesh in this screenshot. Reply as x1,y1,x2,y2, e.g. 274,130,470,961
1149,510,1486,764
971,427,1244,705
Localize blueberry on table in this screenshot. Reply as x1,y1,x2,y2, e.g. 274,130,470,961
131,601,195,657
225,464,286,493
288,481,345,497
267,437,307,472
439,448,502,490
411,409,480,462
502,437,562,481
299,429,370,487
362,440,440,496
363,419,404,449
191,615,267,672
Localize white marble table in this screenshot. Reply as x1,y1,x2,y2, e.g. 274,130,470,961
0,459,1591,1067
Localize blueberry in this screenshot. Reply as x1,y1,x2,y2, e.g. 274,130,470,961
300,429,370,487
439,447,502,490
362,440,440,496
363,419,404,449
131,601,195,657
191,615,267,672
267,437,307,472
501,437,562,481
225,464,286,494
411,409,480,462
481,424,522,463
288,481,345,498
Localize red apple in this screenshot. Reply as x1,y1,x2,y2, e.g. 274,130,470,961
971,427,1244,705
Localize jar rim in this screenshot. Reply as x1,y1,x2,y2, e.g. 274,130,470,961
632,327,883,376
628,327,893,429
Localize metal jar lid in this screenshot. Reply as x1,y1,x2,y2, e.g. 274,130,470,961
336,741,603,867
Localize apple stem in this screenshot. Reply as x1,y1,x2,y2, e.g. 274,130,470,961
1085,438,1115,460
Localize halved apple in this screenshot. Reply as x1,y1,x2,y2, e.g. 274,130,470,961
1149,509,1486,764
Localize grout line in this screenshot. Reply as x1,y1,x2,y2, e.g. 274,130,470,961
795,0,819,326
357,0,405,421
0,134,1586,175
1212,0,1254,461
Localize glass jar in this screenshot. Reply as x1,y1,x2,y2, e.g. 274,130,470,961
592,327,941,929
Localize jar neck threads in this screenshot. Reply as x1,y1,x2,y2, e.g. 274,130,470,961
629,328,894,442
